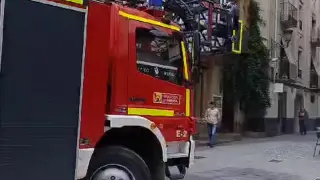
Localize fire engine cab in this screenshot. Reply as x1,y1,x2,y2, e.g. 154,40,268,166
0,0,243,180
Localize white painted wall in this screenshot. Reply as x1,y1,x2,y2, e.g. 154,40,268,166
285,86,296,119
301,0,312,88
307,92,319,119
265,83,279,118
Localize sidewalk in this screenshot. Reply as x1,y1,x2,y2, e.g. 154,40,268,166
195,131,320,147
195,133,243,146
194,122,243,146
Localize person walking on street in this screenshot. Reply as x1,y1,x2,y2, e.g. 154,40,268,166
204,101,221,148
298,108,308,135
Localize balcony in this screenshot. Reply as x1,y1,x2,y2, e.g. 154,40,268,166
280,0,298,28
311,27,320,46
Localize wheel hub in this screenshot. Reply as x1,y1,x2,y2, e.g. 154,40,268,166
92,165,135,180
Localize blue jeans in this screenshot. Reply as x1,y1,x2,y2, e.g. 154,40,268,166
207,123,217,145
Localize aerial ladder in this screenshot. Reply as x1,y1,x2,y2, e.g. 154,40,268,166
135,0,245,81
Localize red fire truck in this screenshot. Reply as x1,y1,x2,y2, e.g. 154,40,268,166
0,0,197,180
0,0,243,180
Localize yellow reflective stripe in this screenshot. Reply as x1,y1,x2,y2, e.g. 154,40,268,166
186,89,190,117
128,108,174,116
65,0,83,4
232,20,243,54
119,11,181,32
181,41,189,80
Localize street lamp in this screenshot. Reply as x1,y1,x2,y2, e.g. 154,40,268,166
280,29,294,48
268,29,293,56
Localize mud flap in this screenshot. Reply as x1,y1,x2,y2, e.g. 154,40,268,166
0,0,86,180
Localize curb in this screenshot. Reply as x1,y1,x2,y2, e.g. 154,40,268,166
194,133,243,146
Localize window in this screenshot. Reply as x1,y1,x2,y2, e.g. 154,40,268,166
135,28,184,85
299,5,303,31
298,50,302,78
299,20,302,31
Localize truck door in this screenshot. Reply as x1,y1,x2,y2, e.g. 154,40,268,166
127,20,191,141
0,1,86,179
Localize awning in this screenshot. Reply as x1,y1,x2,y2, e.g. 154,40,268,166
314,47,320,75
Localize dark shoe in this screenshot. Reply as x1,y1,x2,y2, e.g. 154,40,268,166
209,145,213,148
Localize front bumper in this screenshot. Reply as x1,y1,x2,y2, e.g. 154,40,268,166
166,136,195,166
189,136,195,166
76,148,94,179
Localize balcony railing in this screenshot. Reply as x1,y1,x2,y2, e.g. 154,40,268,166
311,27,320,45
279,57,297,81
280,0,298,28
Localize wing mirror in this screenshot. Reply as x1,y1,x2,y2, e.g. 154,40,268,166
149,28,169,38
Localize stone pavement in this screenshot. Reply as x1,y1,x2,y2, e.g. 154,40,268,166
184,132,320,180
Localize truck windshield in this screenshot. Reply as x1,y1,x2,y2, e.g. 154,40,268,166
136,28,184,85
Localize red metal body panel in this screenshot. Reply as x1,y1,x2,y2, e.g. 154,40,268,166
79,2,111,148
109,11,129,114
127,21,191,142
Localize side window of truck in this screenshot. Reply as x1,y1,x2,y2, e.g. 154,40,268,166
135,28,183,85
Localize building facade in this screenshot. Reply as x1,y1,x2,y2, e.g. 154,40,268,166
256,0,320,135
194,0,251,136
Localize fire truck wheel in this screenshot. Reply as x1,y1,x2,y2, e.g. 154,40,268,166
87,146,152,180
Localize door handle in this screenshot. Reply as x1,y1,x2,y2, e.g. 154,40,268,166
129,97,146,102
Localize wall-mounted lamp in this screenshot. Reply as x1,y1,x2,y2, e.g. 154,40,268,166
280,29,294,48
269,29,294,53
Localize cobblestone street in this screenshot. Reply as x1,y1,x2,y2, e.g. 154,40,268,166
184,132,320,180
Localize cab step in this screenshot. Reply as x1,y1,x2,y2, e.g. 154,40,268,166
165,165,186,180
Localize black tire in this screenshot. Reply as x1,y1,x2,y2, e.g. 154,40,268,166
153,160,166,180
86,146,152,180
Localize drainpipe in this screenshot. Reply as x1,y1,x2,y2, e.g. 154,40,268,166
274,0,279,82
275,0,280,134
275,0,278,57
200,69,204,118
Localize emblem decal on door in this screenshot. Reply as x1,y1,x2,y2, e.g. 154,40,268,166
153,92,181,105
